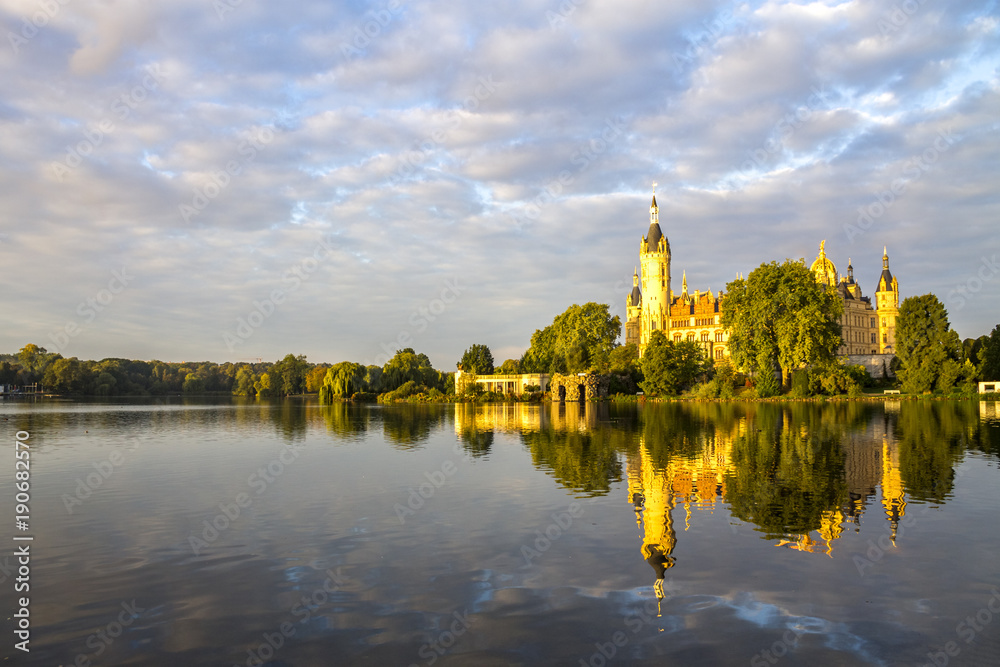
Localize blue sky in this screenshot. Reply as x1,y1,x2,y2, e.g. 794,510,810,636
1,0,998,368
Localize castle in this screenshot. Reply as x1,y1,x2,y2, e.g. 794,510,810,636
624,193,901,362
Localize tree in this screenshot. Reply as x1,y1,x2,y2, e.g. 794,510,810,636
721,260,843,389
305,365,329,393
520,303,621,374
496,358,520,375
979,325,1000,381
233,367,256,396
895,294,964,394
640,331,707,397
382,348,437,392
182,373,206,394
321,362,367,402
458,344,494,375
254,372,274,398
271,353,309,395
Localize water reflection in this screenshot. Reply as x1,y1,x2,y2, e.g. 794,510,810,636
453,400,999,562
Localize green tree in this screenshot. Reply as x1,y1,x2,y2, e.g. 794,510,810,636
896,294,964,394
382,348,438,392
640,331,707,397
43,357,85,394
233,367,256,396
496,358,520,375
458,344,494,375
979,325,1000,381
320,362,367,403
182,373,206,394
271,354,309,395
254,372,274,398
721,259,843,389
520,303,621,374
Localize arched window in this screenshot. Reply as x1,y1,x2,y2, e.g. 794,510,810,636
715,332,723,342
686,333,695,342
674,334,681,343
700,331,709,342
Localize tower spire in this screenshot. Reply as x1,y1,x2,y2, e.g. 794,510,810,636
650,182,659,226
682,270,687,295
883,246,889,269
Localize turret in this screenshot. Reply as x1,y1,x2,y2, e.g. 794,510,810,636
875,247,900,354
639,188,671,351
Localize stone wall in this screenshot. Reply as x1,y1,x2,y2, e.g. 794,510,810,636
843,353,896,379
548,373,609,401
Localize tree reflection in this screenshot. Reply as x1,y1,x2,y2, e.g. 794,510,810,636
381,404,448,449
894,400,971,502
320,402,371,439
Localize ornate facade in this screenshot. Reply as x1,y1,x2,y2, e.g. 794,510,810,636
809,241,900,356
625,194,730,361
623,191,902,361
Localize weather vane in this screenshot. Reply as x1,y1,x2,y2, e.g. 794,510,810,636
652,181,657,193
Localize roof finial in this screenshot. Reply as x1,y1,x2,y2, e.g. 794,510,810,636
883,246,889,269
682,270,688,295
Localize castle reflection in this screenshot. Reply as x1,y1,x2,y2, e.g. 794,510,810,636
452,401,952,582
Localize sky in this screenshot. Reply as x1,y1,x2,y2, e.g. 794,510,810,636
1,0,998,369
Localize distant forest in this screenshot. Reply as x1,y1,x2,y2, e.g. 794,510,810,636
0,344,451,398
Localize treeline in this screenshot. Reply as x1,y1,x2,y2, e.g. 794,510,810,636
0,344,454,400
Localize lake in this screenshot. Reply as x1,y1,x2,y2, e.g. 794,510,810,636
3,398,999,666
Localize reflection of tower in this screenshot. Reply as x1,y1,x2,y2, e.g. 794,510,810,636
880,435,906,545
626,444,676,607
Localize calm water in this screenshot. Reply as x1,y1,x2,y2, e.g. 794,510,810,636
3,398,1000,666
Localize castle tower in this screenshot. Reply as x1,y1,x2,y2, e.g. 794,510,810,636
875,247,899,354
639,192,671,351
625,268,642,348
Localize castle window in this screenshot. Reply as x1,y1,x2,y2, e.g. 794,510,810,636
701,332,709,342
882,333,887,344
686,333,695,342
715,349,723,360
871,317,876,328
715,332,723,342
674,334,681,343
882,318,886,327
871,333,876,343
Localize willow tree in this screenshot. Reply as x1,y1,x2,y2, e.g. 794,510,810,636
721,259,843,392
319,362,367,403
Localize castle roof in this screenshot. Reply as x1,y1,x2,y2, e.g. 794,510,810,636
630,284,642,306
